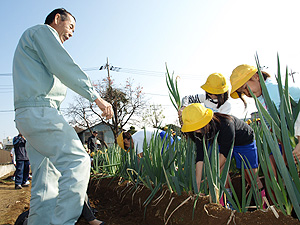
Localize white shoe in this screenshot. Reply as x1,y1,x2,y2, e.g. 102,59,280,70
22,181,30,187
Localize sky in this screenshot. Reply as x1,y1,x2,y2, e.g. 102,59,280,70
1,0,300,142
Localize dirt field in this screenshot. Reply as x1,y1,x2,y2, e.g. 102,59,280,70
0,173,31,225
84,177,300,225
1,173,300,225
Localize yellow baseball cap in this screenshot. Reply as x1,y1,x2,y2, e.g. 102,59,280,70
181,103,213,132
117,132,125,150
230,64,257,99
201,73,229,94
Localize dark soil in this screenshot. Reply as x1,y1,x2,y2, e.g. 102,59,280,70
1,172,300,225
77,177,300,225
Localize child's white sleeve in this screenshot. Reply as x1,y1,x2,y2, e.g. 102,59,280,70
295,114,300,137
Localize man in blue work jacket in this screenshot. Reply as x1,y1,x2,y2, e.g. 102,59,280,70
13,133,30,190
13,8,113,225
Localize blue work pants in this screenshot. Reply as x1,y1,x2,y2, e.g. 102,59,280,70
15,160,30,186
15,107,90,225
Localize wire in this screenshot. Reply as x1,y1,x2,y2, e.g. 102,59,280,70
0,64,203,96
112,67,202,80
81,67,99,72
0,104,176,113
116,68,164,77
0,110,14,112
144,92,168,96
0,73,12,76
0,66,203,79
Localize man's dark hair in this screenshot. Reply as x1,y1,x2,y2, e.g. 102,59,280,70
44,8,76,25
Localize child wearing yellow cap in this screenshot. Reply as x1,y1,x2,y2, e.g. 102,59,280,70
117,128,174,158
181,103,264,197
180,73,232,115
230,64,300,163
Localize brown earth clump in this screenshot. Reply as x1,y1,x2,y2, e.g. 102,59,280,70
77,177,300,225
1,173,299,225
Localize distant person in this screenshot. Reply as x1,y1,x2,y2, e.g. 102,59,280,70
13,134,30,189
117,127,174,157
13,8,113,224
10,147,16,181
10,147,16,165
84,141,89,153
96,139,103,151
88,131,99,154
178,73,232,125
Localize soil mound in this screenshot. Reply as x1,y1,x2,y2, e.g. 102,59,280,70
77,177,300,225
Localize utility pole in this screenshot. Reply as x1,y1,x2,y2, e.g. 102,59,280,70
105,57,113,93
106,57,110,79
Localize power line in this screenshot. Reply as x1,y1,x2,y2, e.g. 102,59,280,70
100,65,203,80
81,67,99,71
121,67,163,75
1,64,203,79
144,92,168,96
0,103,176,113
0,88,171,95
0,63,203,96
0,110,14,112
0,73,13,77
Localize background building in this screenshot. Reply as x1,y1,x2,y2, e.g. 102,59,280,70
76,122,115,148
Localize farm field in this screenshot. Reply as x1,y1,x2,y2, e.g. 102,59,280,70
79,177,300,225
1,174,299,225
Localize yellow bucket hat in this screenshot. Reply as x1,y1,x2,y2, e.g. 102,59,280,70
117,132,125,150
230,64,258,99
201,73,229,94
181,103,213,132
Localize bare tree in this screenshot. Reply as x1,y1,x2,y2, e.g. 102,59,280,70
66,96,101,133
141,104,165,128
65,75,146,142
